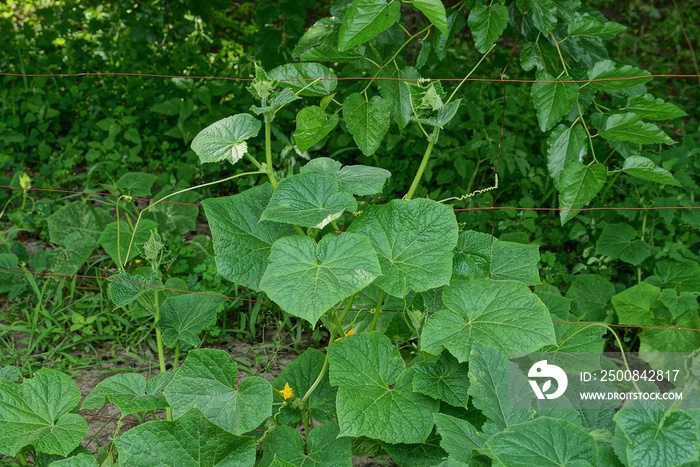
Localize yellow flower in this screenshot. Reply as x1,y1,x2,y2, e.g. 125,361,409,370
281,382,294,400
334,328,355,342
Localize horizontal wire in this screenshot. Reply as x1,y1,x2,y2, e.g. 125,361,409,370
3,184,697,212
1,71,699,84
2,266,699,333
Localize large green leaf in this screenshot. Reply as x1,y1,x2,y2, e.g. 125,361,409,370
555,161,606,225
260,233,381,324
300,157,391,196
47,231,97,274
433,9,466,61
81,373,169,416
338,0,401,51
163,349,272,435
292,17,337,58
377,67,421,128
412,352,469,407
261,172,357,228
272,349,336,425
520,40,559,73
612,283,660,326
202,184,296,291
0,369,87,457
259,423,352,467
269,63,337,97
567,15,626,38
614,400,699,467
433,413,485,464
468,346,534,435
108,272,161,308
487,417,598,466
159,294,226,347
191,113,261,165
294,106,339,152
468,4,509,53
565,274,615,321
115,172,158,197
646,260,700,293
343,93,391,156
412,0,448,34
531,73,579,132
521,0,558,35
328,332,439,444
421,279,556,361
546,124,587,182
47,202,106,244
599,113,674,144
114,408,256,466
98,219,159,266
452,231,541,285
348,198,458,297
596,223,651,265
622,156,681,186
625,94,687,121
588,60,651,92
452,230,491,279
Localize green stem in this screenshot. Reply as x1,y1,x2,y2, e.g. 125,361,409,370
173,340,180,369
369,290,385,332
302,410,310,435
151,292,171,421
265,116,278,189
17,452,27,465
338,295,356,326
404,129,439,200
302,353,329,404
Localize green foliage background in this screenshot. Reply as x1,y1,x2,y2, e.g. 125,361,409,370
0,0,699,465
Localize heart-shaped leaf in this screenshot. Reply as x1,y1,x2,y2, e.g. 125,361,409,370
261,172,357,229
338,0,401,51
343,93,391,156
163,349,272,435
269,63,337,97
294,106,339,152
191,113,261,165
421,278,556,361
348,198,458,297
259,423,352,467
487,417,598,466
301,157,391,196
159,293,226,347
202,184,296,291
259,233,381,324
555,161,606,225
82,373,170,416
114,408,256,466
468,4,509,53
0,369,88,457
328,332,439,444
531,72,579,132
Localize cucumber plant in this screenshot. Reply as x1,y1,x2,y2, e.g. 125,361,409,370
2,0,698,466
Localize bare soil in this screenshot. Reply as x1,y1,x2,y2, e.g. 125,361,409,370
72,338,394,466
